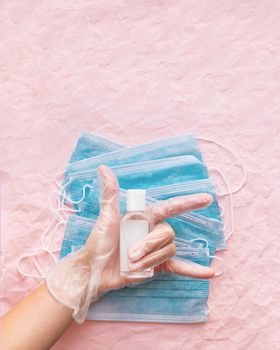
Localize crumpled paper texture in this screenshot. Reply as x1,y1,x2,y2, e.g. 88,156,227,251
1,1,280,349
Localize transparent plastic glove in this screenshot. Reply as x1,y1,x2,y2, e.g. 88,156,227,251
46,165,214,324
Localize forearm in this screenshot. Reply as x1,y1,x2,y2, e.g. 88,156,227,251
1,283,73,350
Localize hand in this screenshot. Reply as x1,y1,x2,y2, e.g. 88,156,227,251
92,165,214,293
46,165,214,323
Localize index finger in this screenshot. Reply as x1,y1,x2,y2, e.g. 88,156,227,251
148,193,213,224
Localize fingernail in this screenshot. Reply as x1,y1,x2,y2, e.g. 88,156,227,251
200,193,213,205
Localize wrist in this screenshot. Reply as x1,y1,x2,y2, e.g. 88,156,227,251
46,247,97,324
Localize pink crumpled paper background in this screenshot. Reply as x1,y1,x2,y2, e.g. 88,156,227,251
1,1,280,349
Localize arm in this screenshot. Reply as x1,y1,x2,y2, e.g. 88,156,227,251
1,283,73,350
1,165,214,349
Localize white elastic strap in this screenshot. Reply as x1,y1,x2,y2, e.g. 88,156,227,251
45,247,61,263
17,175,72,279
219,203,225,217
49,180,92,224
17,247,60,279
32,254,47,278
49,190,80,222
17,194,65,279
206,302,224,320
17,261,44,279
190,238,209,248
198,136,247,195
54,172,64,189
59,182,93,205
41,219,66,250
209,255,225,277
209,167,234,240
17,250,46,279
48,191,67,221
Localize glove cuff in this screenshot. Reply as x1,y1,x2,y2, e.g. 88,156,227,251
46,247,101,324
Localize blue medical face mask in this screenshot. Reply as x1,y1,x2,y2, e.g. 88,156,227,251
63,133,204,202
102,252,211,323
54,132,227,323
88,293,209,323
82,178,223,231
80,181,225,251
59,215,96,258
146,179,222,221
67,132,247,202
60,215,213,258
65,131,246,201
62,132,242,243
66,155,208,205
67,133,203,172
69,132,124,163
60,215,212,323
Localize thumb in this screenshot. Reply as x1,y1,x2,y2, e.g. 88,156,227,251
85,165,120,252
97,165,120,222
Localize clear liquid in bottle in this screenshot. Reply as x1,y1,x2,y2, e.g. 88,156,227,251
120,189,154,278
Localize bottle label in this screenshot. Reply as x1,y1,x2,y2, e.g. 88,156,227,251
120,220,149,272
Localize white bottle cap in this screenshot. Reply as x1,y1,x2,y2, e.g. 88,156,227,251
126,189,146,211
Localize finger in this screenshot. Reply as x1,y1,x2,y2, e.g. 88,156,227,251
157,258,215,279
128,222,175,262
86,166,120,249
97,165,120,222
149,193,213,224
121,276,150,285
129,243,176,272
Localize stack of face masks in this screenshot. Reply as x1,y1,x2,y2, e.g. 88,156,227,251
57,132,228,323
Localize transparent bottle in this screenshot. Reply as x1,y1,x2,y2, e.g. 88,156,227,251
120,189,154,278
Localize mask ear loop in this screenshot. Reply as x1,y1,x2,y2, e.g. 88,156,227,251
209,255,225,277
17,262,44,279
51,177,93,219
198,136,248,196
17,218,65,279
17,249,47,279
190,238,209,248
219,204,224,217
48,191,68,222
54,172,64,189
16,180,71,279
41,219,66,251
208,167,234,241
32,247,61,274
58,182,93,206
206,302,224,320
49,190,81,223
55,183,93,222
17,177,93,279
17,247,62,280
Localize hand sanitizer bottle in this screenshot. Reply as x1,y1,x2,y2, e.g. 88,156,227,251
120,189,154,278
